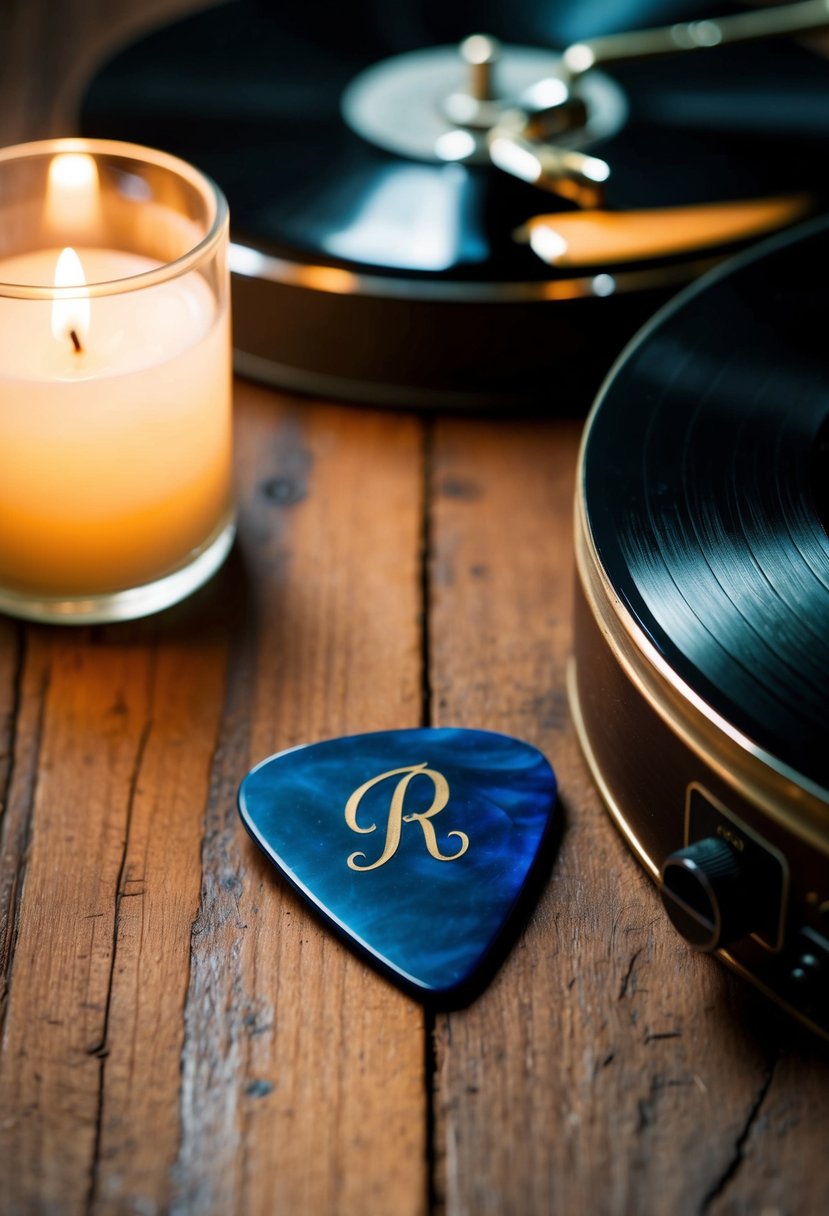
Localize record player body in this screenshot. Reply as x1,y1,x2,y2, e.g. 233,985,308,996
81,0,829,408
571,219,829,1039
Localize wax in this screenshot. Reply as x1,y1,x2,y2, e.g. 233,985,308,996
0,248,232,596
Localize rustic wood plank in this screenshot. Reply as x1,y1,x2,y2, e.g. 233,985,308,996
88,615,232,1215
428,418,829,1216
171,384,427,1216
706,1031,829,1215
0,633,155,1213
0,619,27,1019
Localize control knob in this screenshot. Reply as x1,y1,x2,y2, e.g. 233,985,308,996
660,836,760,951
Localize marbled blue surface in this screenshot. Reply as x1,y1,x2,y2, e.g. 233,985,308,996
238,728,558,1001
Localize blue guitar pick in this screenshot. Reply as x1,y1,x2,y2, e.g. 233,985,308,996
238,728,558,1003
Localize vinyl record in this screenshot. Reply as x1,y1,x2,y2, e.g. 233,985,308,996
581,214,829,795
80,1,829,406
572,216,829,1039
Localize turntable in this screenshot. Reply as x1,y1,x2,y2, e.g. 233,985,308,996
571,216,829,1041
81,0,829,407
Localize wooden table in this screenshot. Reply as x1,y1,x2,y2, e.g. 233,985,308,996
1,380,828,1216
3,0,829,1206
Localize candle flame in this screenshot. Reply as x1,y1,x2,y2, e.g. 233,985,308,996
45,152,101,236
51,247,90,351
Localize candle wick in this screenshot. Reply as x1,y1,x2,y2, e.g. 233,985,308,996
69,329,83,354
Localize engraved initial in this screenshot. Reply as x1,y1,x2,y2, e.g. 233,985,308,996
344,762,470,871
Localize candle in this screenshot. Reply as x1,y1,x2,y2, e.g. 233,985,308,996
0,140,233,623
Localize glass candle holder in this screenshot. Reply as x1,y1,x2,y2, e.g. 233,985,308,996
0,138,234,624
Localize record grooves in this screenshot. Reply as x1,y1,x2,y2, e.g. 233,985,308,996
572,217,829,1038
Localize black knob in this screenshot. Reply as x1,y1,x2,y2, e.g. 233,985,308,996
660,836,755,952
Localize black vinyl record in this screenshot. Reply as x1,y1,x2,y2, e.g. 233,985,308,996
80,1,829,406
582,215,829,793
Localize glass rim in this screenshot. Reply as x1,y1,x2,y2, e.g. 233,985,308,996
0,137,229,300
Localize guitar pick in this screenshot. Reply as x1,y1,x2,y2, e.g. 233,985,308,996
238,727,558,1004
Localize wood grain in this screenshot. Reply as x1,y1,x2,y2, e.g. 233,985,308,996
1,633,156,1211
90,623,230,1213
0,618,28,1020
